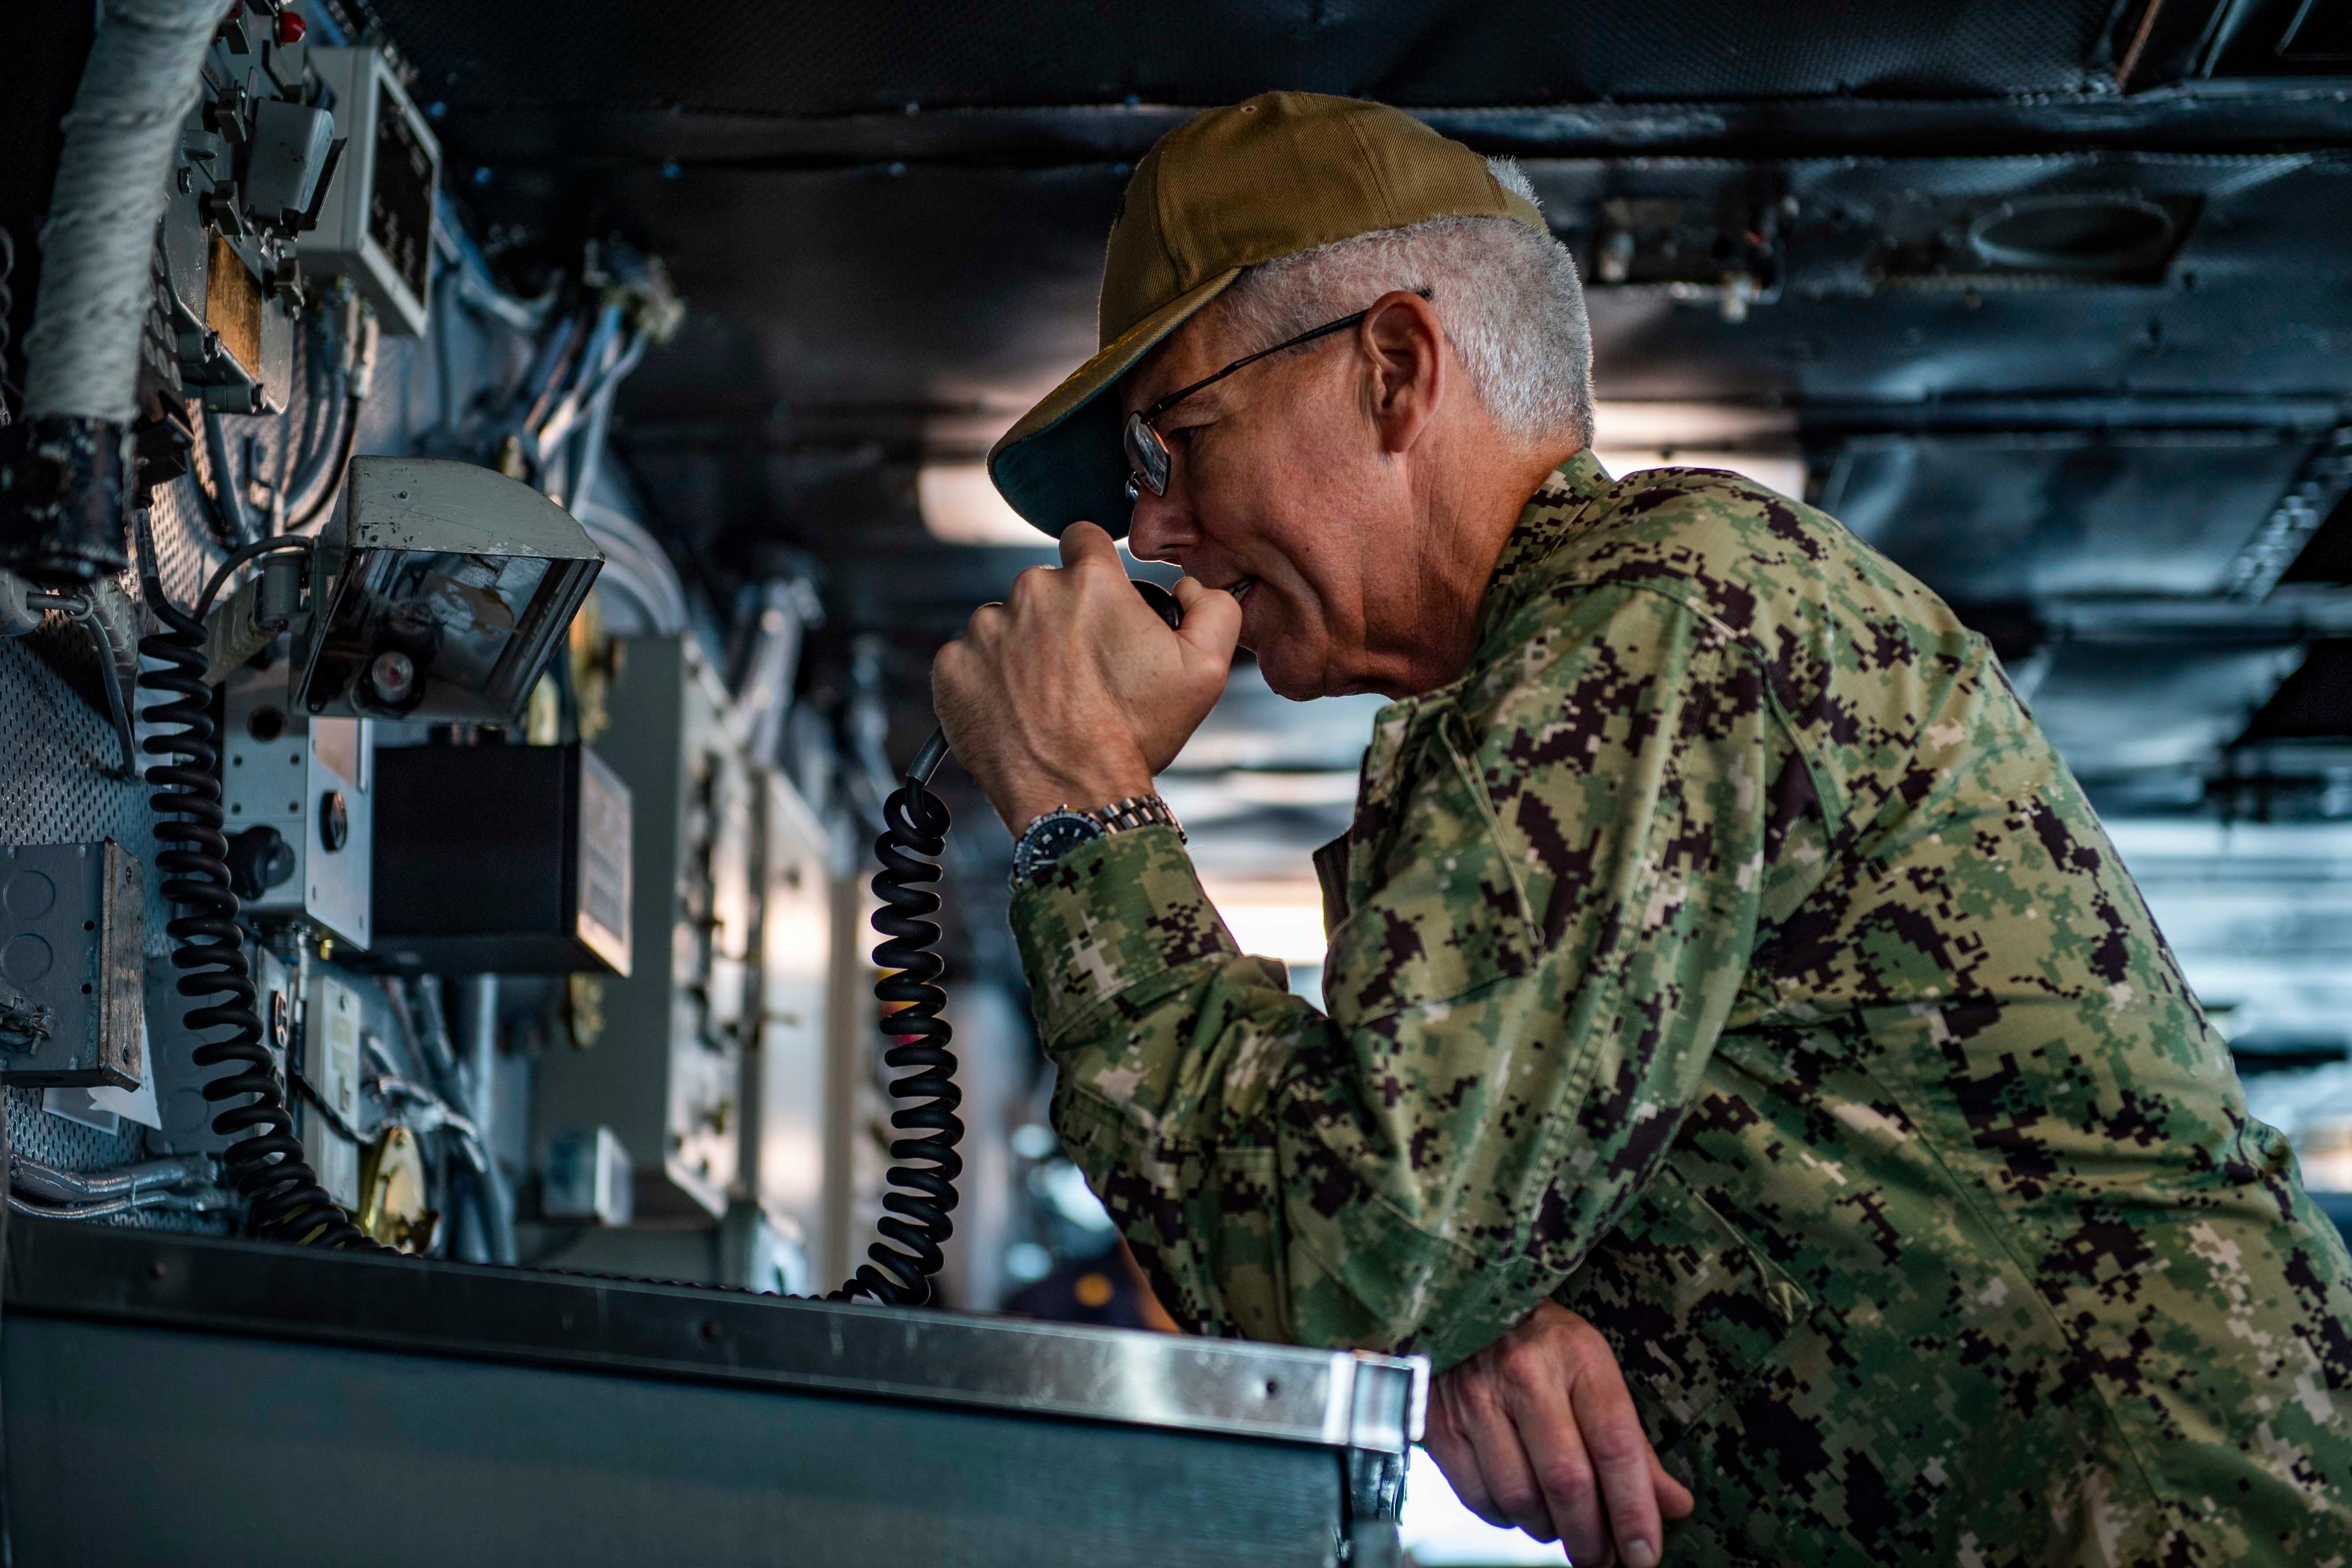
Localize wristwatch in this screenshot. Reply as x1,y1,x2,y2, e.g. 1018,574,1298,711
1011,793,1184,886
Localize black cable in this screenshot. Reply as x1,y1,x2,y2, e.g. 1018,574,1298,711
288,1068,366,1148
544,638,581,743
200,407,260,549
283,378,346,514
131,509,386,1252
27,591,138,779
829,585,1174,1304
834,773,964,1306
287,396,359,531
67,599,137,780
194,534,313,622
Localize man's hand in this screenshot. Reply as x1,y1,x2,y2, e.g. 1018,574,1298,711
932,521,1240,832
1425,1300,1694,1567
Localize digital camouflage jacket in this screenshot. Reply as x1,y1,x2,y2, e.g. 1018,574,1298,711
1009,453,2352,1565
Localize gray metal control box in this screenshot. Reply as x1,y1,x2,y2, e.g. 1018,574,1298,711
221,665,373,951
297,47,439,336
0,841,144,1089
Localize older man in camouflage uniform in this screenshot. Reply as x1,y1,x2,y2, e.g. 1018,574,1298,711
936,92,2352,1566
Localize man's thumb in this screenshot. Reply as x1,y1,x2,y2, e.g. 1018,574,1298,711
1170,576,1242,664
1058,519,1121,570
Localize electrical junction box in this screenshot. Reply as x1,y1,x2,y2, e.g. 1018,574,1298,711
299,974,362,1209
0,842,144,1089
298,47,438,336
221,664,373,951
534,638,751,1222
368,742,632,975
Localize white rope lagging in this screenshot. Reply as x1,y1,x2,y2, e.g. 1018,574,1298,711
575,496,690,636
24,0,232,424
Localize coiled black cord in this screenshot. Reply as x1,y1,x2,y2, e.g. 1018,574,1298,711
836,772,964,1306
132,513,383,1251
827,584,1179,1307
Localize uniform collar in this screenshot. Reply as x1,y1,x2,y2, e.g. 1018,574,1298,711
1470,448,1613,655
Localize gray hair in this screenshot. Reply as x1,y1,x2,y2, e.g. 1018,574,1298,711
1209,157,1594,450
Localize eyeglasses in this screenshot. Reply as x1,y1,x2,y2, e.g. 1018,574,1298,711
1122,288,1434,502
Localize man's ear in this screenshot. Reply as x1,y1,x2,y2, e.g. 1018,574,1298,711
1359,289,1447,456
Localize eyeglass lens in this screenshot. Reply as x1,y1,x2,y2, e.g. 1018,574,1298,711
1125,411,1169,501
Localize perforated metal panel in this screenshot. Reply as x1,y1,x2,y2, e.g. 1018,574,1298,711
0,332,431,1209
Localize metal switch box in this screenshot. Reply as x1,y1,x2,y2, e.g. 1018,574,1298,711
544,1126,634,1226
295,47,439,336
0,841,144,1089
221,665,373,951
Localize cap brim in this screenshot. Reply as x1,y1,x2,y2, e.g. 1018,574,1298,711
986,268,1241,541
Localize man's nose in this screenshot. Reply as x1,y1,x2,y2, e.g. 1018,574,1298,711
1124,490,1195,564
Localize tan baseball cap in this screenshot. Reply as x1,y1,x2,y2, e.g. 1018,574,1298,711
985,91,1547,538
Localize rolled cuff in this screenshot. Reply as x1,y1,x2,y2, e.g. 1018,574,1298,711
1009,825,1241,1044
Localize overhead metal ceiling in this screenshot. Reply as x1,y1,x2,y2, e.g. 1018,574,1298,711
294,2,2352,815
367,0,2122,116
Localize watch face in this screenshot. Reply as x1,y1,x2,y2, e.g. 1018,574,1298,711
1014,810,1104,884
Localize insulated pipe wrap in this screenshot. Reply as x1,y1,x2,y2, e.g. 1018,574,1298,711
24,0,231,424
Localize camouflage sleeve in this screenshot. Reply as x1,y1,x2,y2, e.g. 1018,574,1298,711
1010,583,1794,1370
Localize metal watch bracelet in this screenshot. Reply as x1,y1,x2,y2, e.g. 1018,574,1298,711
1081,792,1186,843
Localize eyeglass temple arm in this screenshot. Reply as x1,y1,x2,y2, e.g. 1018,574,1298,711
1139,287,1434,423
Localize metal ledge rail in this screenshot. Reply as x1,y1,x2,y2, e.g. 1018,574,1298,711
0,1222,1427,1568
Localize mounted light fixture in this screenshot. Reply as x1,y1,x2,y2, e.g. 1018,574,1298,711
290,456,603,724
